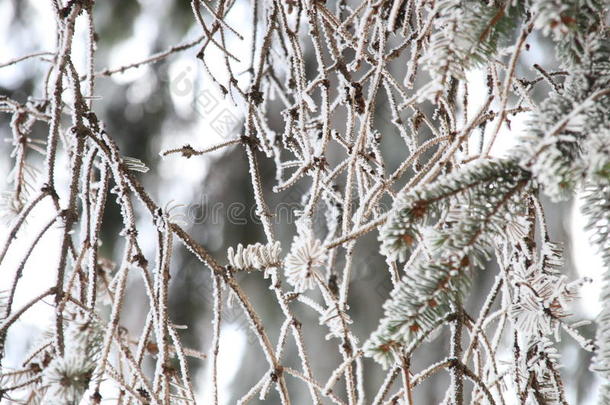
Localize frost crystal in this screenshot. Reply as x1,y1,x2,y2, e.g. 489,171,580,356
41,317,103,404
227,241,281,272
319,306,352,340
284,232,327,292
509,262,577,337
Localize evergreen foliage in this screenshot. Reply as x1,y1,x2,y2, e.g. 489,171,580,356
423,1,521,84
367,2,610,401
368,159,531,366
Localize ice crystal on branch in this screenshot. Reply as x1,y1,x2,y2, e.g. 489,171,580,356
509,242,583,338
284,232,327,292
319,306,353,341
227,241,281,272
515,337,565,404
41,317,103,404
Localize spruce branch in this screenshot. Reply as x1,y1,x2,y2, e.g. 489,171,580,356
367,158,531,367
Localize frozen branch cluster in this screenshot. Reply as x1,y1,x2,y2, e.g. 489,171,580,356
1,0,609,404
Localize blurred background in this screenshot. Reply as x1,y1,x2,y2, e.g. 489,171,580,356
0,0,603,403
